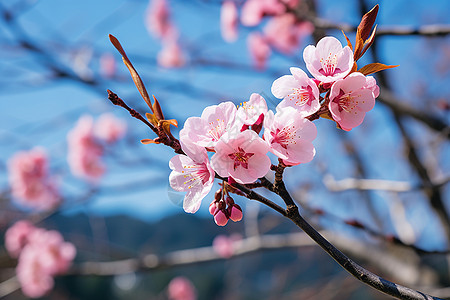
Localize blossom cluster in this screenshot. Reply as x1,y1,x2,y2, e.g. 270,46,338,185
67,113,126,181
145,0,185,68
169,36,379,225
8,147,60,211
221,0,314,69
5,221,76,298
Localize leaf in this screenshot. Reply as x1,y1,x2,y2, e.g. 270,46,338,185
351,61,358,73
141,139,158,144
145,112,159,127
160,119,178,136
359,25,377,59
353,35,365,61
358,63,399,76
152,95,164,121
341,30,353,51
357,4,379,41
109,34,153,112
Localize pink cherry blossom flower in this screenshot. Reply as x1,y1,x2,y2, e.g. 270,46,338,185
157,39,186,68
145,0,173,40
180,101,237,149
221,1,238,43
16,246,54,298
5,220,36,258
264,107,317,166
365,75,380,98
26,228,76,275
303,36,354,83
247,32,271,70
167,276,197,300
94,113,127,144
236,93,268,127
169,139,215,213
8,148,60,211
15,228,76,298
264,14,312,54
241,0,286,26
67,115,105,181
328,72,376,131
272,67,320,117
211,130,270,184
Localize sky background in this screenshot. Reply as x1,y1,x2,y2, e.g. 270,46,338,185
1,0,449,250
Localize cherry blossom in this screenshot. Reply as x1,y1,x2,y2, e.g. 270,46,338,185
67,115,105,181
221,1,238,43
145,0,173,40
15,227,76,298
169,139,215,213
211,130,270,184
94,113,127,144
157,39,186,68
236,93,268,128
241,0,293,26
8,148,60,211
247,32,271,70
16,247,55,298
264,107,317,166
180,101,237,149
264,14,312,54
167,276,197,300
5,220,36,258
272,67,320,117
303,36,353,83
328,72,376,131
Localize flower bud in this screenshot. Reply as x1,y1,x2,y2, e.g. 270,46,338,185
229,204,243,222
214,210,229,226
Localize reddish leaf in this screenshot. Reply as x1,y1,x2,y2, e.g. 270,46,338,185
358,63,399,76
141,139,158,144
357,4,379,41
145,113,159,127
152,95,165,121
341,30,353,51
359,25,378,60
353,35,365,61
109,34,153,112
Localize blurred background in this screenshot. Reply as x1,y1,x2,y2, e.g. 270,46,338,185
0,0,449,299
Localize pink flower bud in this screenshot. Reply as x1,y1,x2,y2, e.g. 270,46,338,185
214,210,229,226
229,205,243,222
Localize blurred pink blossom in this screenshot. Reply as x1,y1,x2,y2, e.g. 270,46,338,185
99,52,116,78
167,276,197,300
247,33,271,70
221,1,239,43
241,0,285,26
94,113,127,144
67,115,105,181
328,72,376,131
212,234,242,258
157,40,186,68
14,227,76,298
145,0,173,40
264,14,311,54
8,148,60,211
303,36,354,83
5,220,36,258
